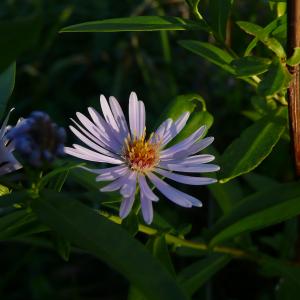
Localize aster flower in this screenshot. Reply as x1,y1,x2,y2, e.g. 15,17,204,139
0,109,22,176
7,111,66,168
66,92,219,224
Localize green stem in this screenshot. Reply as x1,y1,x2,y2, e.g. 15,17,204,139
99,210,260,263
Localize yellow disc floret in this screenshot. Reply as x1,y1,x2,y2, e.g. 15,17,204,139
123,131,160,173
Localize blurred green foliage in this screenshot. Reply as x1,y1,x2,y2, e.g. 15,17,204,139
1,0,299,300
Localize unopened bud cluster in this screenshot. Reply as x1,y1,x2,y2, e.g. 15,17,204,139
7,111,66,167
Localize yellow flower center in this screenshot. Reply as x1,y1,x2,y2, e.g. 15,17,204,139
123,132,159,173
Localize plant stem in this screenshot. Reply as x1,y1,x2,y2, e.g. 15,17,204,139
287,0,300,176
99,210,259,263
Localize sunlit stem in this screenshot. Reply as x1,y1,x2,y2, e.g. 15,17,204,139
99,210,259,262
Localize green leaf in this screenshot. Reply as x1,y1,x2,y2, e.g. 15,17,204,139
0,62,16,119
122,213,139,236
61,16,209,33
0,210,27,231
287,47,300,66
52,234,71,261
219,108,287,183
209,182,300,246
207,147,244,214
177,254,231,295
258,60,292,96
163,94,213,144
237,17,286,57
262,257,300,287
128,235,176,300
178,40,235,73
207,0,233,41
243,172,278,191
230,56,271,76
147,235,176,276
0,14,42,71
0,184,10,196
32,192,188,300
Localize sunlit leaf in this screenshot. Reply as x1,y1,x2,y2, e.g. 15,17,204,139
219,108,287,183
61,16,209,32
287,47,300,66
178,40,235,73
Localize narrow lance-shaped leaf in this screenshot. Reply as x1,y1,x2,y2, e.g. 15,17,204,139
178,40,235,74
237,16,286,58
61,16,209,33
230,56,271,77
209,182,300,246
219,108,287,183
177,254,231,296
287,47,300,66
207,0,233,41
0,62,16,119
32,192,188,300
257,59,292,96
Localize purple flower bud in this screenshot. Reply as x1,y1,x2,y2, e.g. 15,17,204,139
8,111,66,168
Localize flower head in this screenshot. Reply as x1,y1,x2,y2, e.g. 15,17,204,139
0,109,22,176
66,92,219,224
7,111,66,167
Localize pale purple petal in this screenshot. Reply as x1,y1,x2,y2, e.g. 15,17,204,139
154,168,217,185
96,166,128,181
129,91,139,138
65,145,124,164
161,112,190,146
70,118,111,151
87,107,123,147
147,172,202,207
159,163,220,173
76,111,120,152
160,154,215,165
151,118,173,144
100,94,119,132
140,190,154,224
138,100,146,138
120,171,137,197
80,164,127,175
138,173,159,202
100,172,130,192
160,125,206,159
69,125,118,158
119,193,135,219
109,96,129,139
180,137,215,158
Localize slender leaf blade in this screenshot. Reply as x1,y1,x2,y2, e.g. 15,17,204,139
32,192,188,300
0,62,16,118
219,108,287,183
178,40,235,73
209,182,300,246
207,0,233,41
178,254,231,295
61,16,209,32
